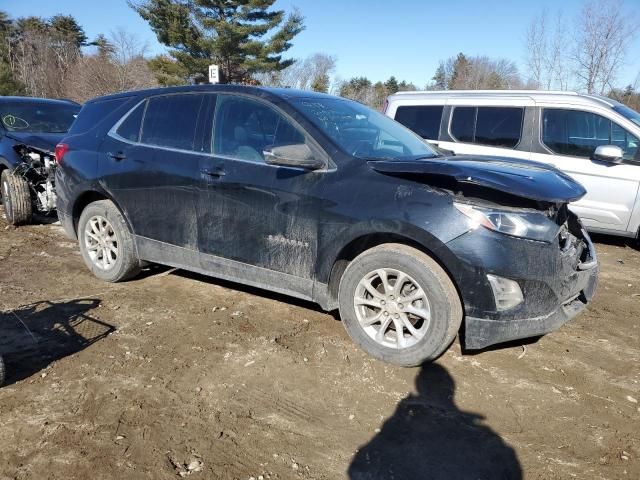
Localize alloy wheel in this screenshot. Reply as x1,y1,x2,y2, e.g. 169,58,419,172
84,215,118,270
353,268,431,349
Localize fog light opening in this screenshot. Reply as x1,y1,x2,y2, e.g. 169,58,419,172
487,274,523,311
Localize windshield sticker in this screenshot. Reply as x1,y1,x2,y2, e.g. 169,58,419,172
2,114,29,130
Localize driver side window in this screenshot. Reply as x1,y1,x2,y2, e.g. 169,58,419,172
212,95,306,163
542,108,640,161
612,123,640,161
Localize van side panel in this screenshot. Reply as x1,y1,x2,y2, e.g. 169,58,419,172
531,102,640,235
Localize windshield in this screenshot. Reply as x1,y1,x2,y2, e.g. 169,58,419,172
613,104,640,128
0,102,80,133
291,97,438,160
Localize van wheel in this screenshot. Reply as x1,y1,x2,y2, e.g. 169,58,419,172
1,169,32,225
338,243,462,366
78,200,141,282
0,355,5,386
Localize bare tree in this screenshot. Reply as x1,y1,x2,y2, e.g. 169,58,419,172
10,27,79,98
7,16,85,98
256,52,336,91
549,13,570,90
573,0,638,94
108,28,155,92
525,10,570,90
433,53,524,90
525,11,546,88
66,29,157,102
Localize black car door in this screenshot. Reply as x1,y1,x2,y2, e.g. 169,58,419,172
196,93,329,279
99,93,209,249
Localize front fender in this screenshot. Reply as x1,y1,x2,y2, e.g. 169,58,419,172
315,218,470,286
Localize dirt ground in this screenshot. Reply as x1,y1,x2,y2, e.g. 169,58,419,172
0,208,638,480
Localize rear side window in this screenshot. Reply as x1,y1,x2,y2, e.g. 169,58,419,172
116,101,145,142
394,105,444,139
475,107,523,148
69,97,127,135
451,107,475,143
141,94,205,151
451,106,524,148
543,108,640,160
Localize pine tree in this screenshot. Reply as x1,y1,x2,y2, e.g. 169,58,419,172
310,73,329,93
130,0,304,84
50,14,88,48
91,34,115,58
384,76,399,94
0,11,24,95
449,53,470,90
432,62,447,90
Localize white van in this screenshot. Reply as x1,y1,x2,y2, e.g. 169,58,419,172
385,90,640,238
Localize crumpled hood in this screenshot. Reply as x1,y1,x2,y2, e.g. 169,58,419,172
368,155,586,203
5,132,63,153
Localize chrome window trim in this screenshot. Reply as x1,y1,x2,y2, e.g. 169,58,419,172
107,93,335,171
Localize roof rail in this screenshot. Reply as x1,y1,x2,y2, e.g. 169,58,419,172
393,90,579,96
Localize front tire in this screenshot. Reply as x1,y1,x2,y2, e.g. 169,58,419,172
0,355,5,386
338,243,462,367
1,169,32,225
78,200,140,282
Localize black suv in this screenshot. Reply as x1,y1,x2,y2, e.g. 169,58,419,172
55,85,598,366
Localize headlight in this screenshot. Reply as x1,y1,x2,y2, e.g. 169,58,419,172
454,202,560,242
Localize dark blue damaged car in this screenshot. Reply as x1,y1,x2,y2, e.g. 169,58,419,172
0,97,80,225
54,85,598,366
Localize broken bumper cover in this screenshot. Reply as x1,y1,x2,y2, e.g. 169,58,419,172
464,266,598,349
444,218,599,350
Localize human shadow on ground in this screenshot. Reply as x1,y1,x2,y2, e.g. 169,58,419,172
348,363,522,480
0,298,112,386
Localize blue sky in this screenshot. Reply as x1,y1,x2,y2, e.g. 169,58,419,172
5,0,640,88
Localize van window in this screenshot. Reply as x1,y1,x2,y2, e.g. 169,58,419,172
451,106,523,148
612,123,640,160
451,107,475,143
394,105,444,140
213,95,306,163
543,109,640,161
141,94,205,151
475,107,523,148
116,101,145,142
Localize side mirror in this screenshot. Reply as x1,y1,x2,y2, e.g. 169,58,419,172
593,145,624,164
263,144,324,170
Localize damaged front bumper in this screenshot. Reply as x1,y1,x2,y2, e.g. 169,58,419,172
445,217,599,350
464,265,597,349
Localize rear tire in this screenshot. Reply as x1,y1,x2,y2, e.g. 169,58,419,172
78,200,141,282
338,243,462,367
1,169,32,225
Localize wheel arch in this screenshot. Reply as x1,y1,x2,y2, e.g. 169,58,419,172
322,230,464,313
72,189,135,238
0,155,12,173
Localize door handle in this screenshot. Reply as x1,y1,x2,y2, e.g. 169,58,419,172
200,167,225,179
108,151,126,161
